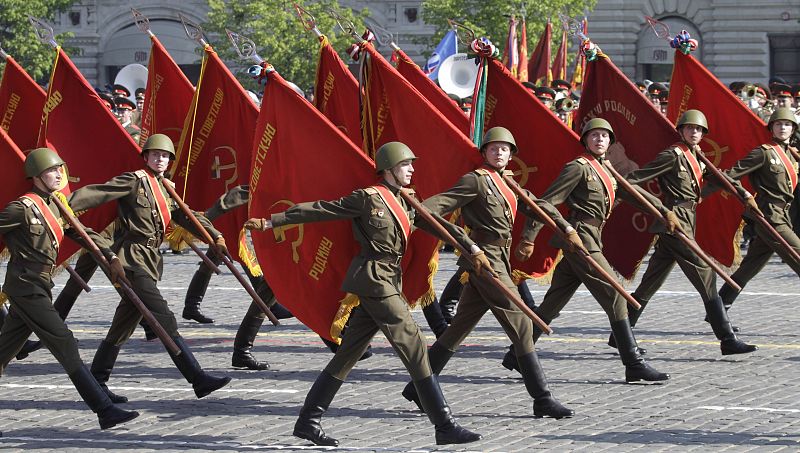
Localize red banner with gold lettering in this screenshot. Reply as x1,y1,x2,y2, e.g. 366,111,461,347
0,56,47,150
575,54,679,279
172,46,258,260
250,69,373,342
484,59,582,280
0,128,28,254
361,43,482,305
667,51,769,266
314,36,362,148
140,34,194,146
39,48,143,265
394,47,469,135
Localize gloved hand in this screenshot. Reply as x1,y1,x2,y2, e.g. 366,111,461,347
471,250,497,277
514,240,535,262
664,210,681,234
745,197,763,218
567,231,587,254
212,236,228,257
108,257,130,287
244,218,271,231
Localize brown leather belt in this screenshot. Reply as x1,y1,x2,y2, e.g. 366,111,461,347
363,253,403,265
673,200,698,210
10,259,56,275
123,236,161,248
469,230,512,248
571,214,605,228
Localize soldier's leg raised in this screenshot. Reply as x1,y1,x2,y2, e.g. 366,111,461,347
232,300,268,370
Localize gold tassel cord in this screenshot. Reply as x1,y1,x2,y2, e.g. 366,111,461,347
238,228,262,278
330,293,361,345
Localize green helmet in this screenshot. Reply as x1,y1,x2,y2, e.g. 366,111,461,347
480,127,518,154
580,118,616,145
676,109,709,133
25,148,65,178
141,133,176,158
375,142,417,173
767,107,798,131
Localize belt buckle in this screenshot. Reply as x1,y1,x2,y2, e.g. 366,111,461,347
394,255,403,265
503,237,512,248
146,237,158,248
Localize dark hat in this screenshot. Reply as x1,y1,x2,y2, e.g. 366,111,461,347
462,96,473,109
521,81,537,91
112,84,131,98
793,84,800,98
771,82,793,98
754,82,771,100
659,93,670,104
728,81,746,92
114,96,136,110
535,86,556,100
648,82,667,97
769,76,787,86
551,79,571,91
135,87,146,99
635,81,647,92
98,91,114,110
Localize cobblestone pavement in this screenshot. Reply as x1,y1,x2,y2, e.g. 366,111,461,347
0,249,799,452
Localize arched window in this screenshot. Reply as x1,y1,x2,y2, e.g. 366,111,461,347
636,16,701,82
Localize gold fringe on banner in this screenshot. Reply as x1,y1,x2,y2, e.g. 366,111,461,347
0,292,7,304
330,293,361,344
409,247,440,309
238,229,262,277
165,225,195,252
511,250,564,286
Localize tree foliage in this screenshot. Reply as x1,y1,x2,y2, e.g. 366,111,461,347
0,0,76,83
204,0,368,93
419,0,596,59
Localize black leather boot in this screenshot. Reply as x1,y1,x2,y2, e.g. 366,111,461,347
140,320,157,341
705,285,739,332
169,336,231,398
608,297,647,354
182,265,215,324
503,313,552,373
422,298,448,338
518,351,574,419
704,296,757,355
68,365,139,429
293,370,343,446
90,340,129,403
232,305,269,370
402,341,455,412
610,319,669,383
414,374,482,445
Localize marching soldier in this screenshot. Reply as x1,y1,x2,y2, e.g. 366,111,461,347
617,110,758,355
0,148,138,429
245,142,485,446
500,119,672,383
713,108,800,312
67,133,232,402
400,127,580,419
772,83,794,110
114,97,141,144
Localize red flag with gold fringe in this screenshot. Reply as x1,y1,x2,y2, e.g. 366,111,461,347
483,59,583,280
140,34,194,147
527,20,552,86
249,68,373,342
313,36,362,147
172,46,258,267
0,128,28,254
361,43,482,306
38,48,143,265
0,56,47,150
574,54,680,279
393,47,469,135
667,51,770,266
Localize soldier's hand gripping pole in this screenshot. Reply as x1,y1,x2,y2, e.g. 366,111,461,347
695,152,800,266
502,175,641,310
398,190,553,334
161,182,280,326
51,196,181,355
602,163,743,293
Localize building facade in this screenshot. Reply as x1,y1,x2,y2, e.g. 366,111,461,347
587,0,800,84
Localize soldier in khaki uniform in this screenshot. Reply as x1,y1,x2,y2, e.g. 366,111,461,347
400,127,581,419
246,142,486,447
0,148,138,429
713,108,800,311
620,110,758,355
67,134,231,402
502,119,672,382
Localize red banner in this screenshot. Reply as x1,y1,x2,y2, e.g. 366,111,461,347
313,36,362,148
483,60,583,279
0,56,47,150
250,69,374,342
173,46,258,257
39,48,143,264
552,30,568,82
0,128,28,254
518,19,529,82
393,48,469,135
140,35,194,146
667,51,770,266
527,21,552,86
361,43,482,305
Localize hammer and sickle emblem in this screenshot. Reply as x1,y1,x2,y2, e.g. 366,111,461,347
270,199,304,263
211,146,239,192
700,137,729,167
508,155,538,187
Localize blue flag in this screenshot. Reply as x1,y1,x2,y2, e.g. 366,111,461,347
423,30,457,81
